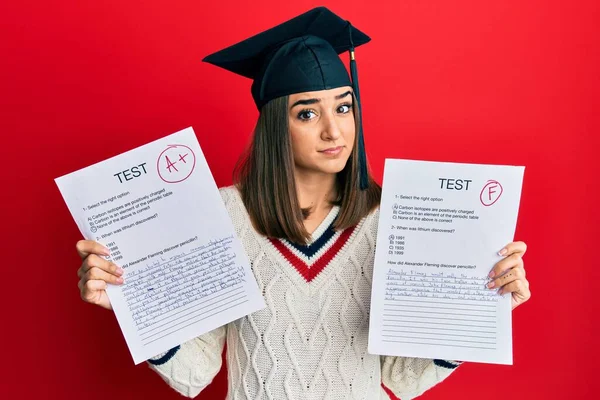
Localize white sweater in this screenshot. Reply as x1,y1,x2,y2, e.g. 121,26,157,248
147,186,460,399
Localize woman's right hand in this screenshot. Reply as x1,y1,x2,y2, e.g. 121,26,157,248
76,240,124,310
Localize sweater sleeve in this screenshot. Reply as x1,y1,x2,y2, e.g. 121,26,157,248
380,356,461,400
147,325,227,398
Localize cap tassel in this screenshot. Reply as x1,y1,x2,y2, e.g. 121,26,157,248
348,22,369,190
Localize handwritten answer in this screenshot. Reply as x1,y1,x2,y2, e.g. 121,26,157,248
385,269,497,302
121,236,248,346
383,270,497,350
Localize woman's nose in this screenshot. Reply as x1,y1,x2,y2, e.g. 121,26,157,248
321,113,342,141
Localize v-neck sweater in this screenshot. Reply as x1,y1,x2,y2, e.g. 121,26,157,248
148,186,460,399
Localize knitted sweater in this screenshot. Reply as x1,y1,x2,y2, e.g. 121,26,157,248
147,186,461,399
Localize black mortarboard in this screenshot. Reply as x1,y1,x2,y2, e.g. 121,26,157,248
202,6,371,190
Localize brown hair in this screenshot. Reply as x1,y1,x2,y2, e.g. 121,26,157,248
233,93,381,245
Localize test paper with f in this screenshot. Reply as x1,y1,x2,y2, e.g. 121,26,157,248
368,159,524,364
55,127,265,364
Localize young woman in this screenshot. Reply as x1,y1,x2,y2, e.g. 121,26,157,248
75,7,531,400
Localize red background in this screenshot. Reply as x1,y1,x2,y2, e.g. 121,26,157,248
1,1,597,398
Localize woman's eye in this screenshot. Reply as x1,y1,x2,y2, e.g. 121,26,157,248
298,110,316,121
337,104,353,114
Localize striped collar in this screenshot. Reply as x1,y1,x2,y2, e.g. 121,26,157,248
268,206,357,282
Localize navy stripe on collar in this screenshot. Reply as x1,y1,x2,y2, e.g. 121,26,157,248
285,219,337,258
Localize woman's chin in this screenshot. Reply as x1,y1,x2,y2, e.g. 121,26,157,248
295,156,350,176
316,159,349,174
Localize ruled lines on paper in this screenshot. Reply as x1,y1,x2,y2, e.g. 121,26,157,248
383,269,498,350
121,235,248,346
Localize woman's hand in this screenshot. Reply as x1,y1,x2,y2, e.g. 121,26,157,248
487,241,531,310
76,240,124,310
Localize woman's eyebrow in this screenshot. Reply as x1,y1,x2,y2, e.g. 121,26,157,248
290,98,319,108
335,90,353,100
290,90,353,109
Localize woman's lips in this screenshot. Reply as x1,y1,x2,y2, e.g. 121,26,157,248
319,146,343,155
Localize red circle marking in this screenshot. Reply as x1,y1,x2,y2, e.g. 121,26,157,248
480,180,503,206
156,144,197,183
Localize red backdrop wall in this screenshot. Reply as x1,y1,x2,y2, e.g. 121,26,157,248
1,1,597,398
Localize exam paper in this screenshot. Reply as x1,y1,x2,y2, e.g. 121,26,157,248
368,159,524,364
55,127,265,364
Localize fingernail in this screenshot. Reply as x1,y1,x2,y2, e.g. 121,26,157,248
488,270,495,278
498,248,507,256
116,268,124,276
117,277,124,284
487,281,495,289
102,247,111,256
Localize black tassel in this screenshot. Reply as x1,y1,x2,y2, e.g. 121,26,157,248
348,22,369,190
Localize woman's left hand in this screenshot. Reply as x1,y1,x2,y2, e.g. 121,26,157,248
487,241,531,310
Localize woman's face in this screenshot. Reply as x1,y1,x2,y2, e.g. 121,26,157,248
287,86,355,177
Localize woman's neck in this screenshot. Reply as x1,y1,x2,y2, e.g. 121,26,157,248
294,171,338,214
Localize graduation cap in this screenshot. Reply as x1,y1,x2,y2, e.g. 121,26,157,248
202,6,371,190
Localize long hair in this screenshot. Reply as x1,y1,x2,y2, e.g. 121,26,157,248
233,93,381,245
